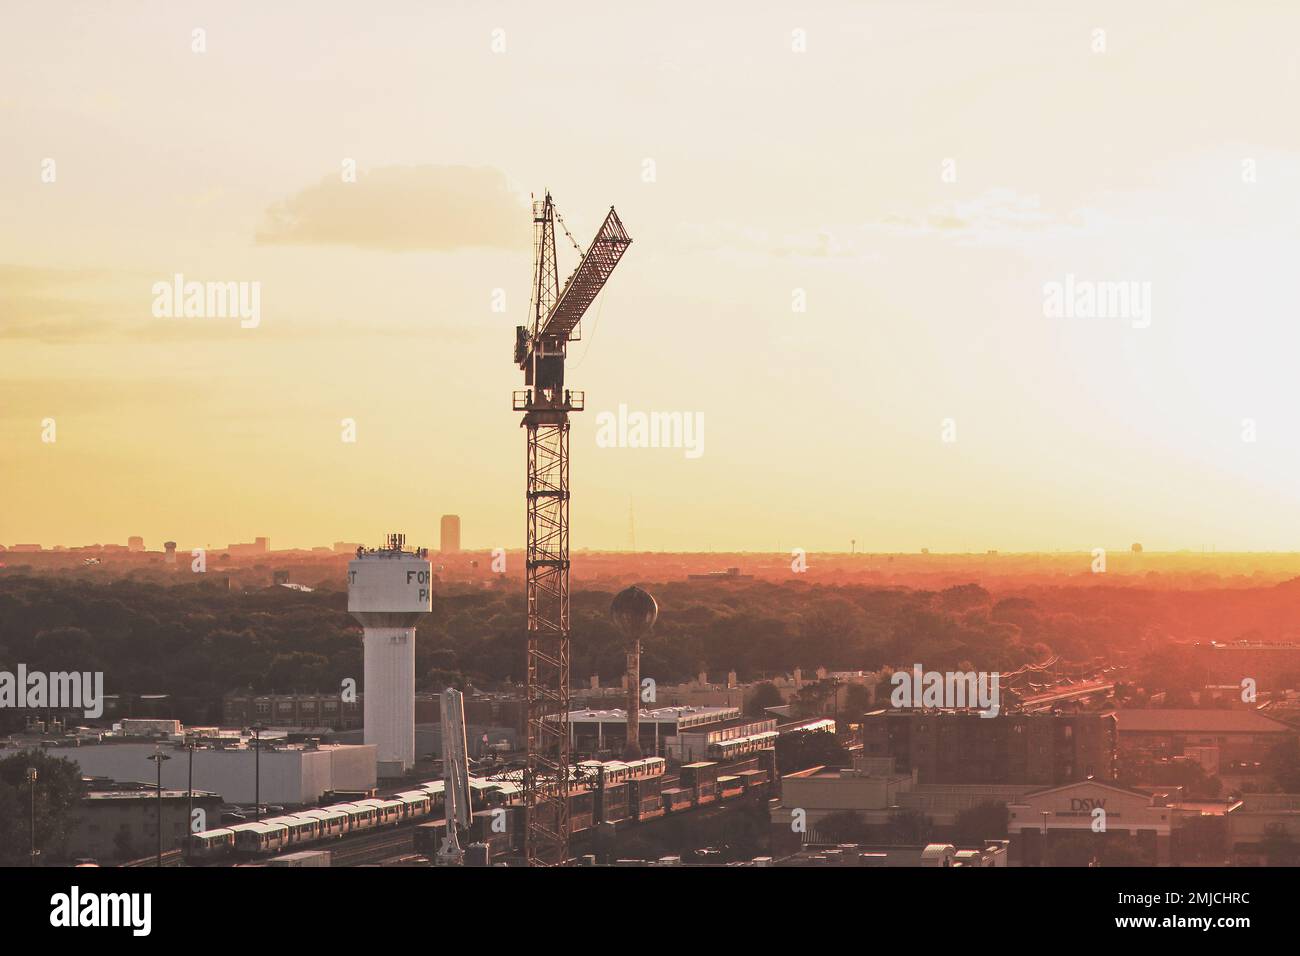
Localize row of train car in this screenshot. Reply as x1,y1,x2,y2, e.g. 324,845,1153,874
190,775,519,860
189,761,652,861
578,753,774,831
413,753,776,859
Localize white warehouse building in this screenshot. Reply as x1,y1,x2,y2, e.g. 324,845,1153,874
38,738,377,806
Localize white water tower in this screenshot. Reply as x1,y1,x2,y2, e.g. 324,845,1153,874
348,533,432,775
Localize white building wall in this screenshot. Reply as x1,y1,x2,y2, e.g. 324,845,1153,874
40,743,375,805
330,742,379,791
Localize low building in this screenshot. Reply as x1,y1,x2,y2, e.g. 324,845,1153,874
1115,709,1294,781
773,756,1032,853
21,732,376,806
68,782,223,863
1226,792,1300,865
568,705,748,759
1006,779,1238,866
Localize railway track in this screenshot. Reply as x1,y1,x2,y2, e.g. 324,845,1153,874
328,829,417,867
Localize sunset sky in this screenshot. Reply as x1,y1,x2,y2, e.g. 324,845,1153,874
4,1,1300,553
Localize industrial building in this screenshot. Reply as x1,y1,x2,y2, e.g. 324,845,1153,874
28,733,376,806
567,705,777,761
67,781,223,863
860,709,1116,785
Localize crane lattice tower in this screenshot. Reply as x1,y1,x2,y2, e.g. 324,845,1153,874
513,192,630,865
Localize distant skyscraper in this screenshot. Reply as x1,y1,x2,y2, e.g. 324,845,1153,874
127,536,145,552
440,515,461,553
163,541,177,564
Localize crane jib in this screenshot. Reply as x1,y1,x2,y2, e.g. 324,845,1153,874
537,207,631,343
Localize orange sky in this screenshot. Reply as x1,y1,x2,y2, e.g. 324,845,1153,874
4,1,1300,553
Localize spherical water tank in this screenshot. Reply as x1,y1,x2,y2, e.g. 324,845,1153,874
611,586,658,638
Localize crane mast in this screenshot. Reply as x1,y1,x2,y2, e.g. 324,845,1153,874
436,686,471,866
514,192,630,866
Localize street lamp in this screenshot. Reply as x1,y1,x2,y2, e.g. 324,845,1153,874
26,767,38,867
184,734,197,859
250,724,267,821
1041,810,1050,868
147,750,172,867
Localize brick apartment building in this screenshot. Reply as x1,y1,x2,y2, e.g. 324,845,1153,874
860,710,1116,785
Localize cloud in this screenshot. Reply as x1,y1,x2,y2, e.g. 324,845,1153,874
255,164,529,252
677,223,881,261
679,189,1089,260
867,188,1093,243
0,265,124,342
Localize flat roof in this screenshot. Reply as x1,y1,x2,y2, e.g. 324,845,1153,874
1115,709,1292,734
568,705,740,726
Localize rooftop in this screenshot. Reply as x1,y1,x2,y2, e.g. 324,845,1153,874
1115,709,1293,734
568,705,739,727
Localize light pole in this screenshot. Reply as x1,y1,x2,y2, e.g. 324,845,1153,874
147,750,171,866
26,767,38,867
250,724,267,821
184,734,196,859
1041,810,1050,867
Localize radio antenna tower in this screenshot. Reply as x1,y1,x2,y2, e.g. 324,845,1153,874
512,192,631,865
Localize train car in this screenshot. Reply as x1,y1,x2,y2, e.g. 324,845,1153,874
372,799,404,825
395,791,432,821
492,780,523,805
231,821,290,855
717,775,744,799
351,798,398,826
413,820,445,857
468,807,516,856
468,779,508,807
191,828,236,859
335,802,378,832
661,787,692,813
418,781,448,816
263,815,319,847
599,782,631,824
569,790,596,832
629,776,665,821
298,807,349,839
737,768,769,794
680,761,720,805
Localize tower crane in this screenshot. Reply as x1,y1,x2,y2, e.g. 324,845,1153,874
513,192,631,866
